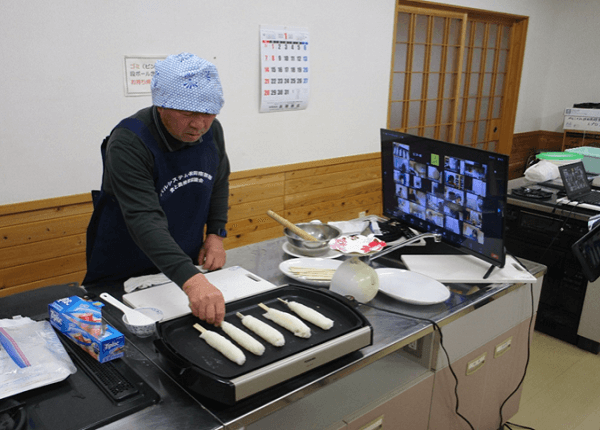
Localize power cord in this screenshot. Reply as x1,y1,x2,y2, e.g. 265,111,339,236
353,300,476,430
495,251,536,430
353,255,539,430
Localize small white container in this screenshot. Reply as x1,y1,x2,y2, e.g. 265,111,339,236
122,307,164,337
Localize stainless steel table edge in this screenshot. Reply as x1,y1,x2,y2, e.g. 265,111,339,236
214,238,546,428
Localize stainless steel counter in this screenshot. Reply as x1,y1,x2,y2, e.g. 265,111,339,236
96,236,545,430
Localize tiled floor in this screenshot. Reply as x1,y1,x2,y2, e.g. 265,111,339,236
507,331,600,430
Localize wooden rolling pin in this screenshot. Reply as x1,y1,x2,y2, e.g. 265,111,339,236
267,210,319,242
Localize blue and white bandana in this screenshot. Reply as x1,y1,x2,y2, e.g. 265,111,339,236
151,53,224,114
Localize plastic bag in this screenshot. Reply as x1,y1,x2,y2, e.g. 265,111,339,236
0,316,77,399
524,159,560,182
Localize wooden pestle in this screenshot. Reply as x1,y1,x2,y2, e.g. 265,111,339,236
266,210,319,242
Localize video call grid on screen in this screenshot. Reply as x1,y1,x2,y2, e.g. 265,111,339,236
391,140,488,245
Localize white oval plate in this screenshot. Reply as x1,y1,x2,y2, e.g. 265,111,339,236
375,268,450,305
282,242,342,259
279,258,343,287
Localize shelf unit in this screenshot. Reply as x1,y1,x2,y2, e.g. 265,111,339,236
562,129,600,151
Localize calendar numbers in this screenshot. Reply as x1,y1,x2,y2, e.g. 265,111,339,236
260,25,310,113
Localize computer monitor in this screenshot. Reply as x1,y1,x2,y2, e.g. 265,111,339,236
380,129,509,269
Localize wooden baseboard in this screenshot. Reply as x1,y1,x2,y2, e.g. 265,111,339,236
0,152,382,297
509,130,563,179
0,130,564,297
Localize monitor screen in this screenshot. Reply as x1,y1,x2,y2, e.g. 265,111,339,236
380,129,509,268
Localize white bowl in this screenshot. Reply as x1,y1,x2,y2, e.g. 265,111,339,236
122,307,164,337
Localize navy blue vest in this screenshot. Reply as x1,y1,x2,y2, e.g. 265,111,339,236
83,117,219,285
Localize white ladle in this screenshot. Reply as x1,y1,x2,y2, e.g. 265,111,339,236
100,292,155,326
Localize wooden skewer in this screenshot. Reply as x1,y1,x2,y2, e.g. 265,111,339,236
236,312,245,319
288,267,336,280
193,323,207,334
289,267,336,274
277,298,288,304
267,210,319,242
258,303,270,312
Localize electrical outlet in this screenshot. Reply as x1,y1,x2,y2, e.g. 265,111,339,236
494,336,513,358
358,415,384,430
403,338,423,358
466,352,487,375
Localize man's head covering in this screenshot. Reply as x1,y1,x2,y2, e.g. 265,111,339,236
151,52,224,114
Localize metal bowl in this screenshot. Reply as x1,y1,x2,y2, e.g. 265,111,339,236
284,223,342,257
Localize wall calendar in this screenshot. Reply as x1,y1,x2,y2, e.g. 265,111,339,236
260,25,310,113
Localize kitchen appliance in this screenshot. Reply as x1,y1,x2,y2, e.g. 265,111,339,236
505,201,589,345
154,285,372,405
510,186,553,200
571,222,600,282
2,331,159,430
0,284,160,430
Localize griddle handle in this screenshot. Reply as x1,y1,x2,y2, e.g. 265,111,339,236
153,339,192,372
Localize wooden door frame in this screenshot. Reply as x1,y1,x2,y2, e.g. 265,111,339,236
394,0,529,156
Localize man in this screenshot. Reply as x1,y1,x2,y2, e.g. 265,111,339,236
83,53,229,325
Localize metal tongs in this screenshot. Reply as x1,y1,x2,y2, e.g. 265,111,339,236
368,232,442,264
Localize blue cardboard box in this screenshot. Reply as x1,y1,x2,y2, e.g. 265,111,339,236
48,296,124,363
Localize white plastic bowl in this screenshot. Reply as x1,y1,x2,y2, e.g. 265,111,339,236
122,307,164,337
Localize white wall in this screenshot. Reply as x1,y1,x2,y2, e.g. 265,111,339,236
0,0,598,205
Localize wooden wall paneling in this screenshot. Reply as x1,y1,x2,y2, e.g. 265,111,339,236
508,131,539,180
285,190,382,224
0,196,92,297
0,193,92,218
225,172,285,250
285,163,381,195
0,234,86,270
1,254,87,291
285,180,382,212
0,274,86,299
508,130,562,180
0,213,91,249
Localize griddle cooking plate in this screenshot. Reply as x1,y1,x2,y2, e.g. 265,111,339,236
155,285,371,403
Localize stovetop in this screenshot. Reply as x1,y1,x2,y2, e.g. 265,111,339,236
0,285,159,430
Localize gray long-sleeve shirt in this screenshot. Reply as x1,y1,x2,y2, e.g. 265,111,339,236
101,106,230,286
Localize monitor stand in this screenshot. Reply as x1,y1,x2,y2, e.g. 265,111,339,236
401,254,536,284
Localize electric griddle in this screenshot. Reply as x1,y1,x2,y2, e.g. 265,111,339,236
154,285,372,405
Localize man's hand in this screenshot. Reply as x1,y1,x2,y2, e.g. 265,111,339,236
198,234,226,271
183,273,225,325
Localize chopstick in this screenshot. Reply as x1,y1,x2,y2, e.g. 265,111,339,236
288,266,336,280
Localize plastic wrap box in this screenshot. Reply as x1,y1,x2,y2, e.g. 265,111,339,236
566,146,600,175
49,296,124,363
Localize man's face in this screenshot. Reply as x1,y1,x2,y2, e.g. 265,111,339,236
157,107,216,143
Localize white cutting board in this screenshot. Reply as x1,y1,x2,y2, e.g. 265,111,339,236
122,266,279,320
401,254,537,284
